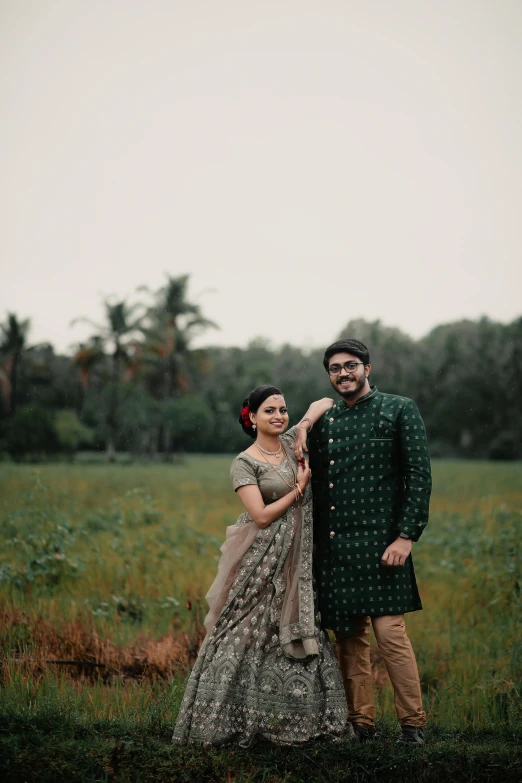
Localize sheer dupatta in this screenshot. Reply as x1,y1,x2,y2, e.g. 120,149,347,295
204,447,317,660
277,497,317,659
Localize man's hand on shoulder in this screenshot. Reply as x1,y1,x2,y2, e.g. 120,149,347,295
381,536,412,567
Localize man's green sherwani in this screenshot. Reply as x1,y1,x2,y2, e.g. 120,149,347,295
309,386,432,634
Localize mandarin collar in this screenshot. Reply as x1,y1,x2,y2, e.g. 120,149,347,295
335,385,378,410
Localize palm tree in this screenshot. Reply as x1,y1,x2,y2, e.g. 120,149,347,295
72,299,145,461
140,275,218,457
72,336,104,393
0,313,30,414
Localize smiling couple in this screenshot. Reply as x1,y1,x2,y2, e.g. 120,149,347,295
173,339,432,748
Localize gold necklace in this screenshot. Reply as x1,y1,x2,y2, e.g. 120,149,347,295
255,441,297,491
255,441,282,456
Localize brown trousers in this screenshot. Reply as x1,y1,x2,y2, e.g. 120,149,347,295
335,615,426,728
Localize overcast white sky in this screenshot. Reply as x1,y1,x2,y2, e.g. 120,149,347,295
2,0,521,353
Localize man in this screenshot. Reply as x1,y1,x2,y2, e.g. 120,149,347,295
295,339,431,746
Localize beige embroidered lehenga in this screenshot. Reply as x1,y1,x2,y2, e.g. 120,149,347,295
172,427,348,747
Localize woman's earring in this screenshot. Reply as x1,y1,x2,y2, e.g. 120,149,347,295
252,423,256,431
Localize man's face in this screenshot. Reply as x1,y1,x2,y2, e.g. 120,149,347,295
327,352,370,399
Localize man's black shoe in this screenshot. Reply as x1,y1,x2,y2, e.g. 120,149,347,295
398,726,424,746
352,724,377,743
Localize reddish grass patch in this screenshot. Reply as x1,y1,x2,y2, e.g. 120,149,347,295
0,601,205,683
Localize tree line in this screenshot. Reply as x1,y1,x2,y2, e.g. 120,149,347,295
1,274,521,461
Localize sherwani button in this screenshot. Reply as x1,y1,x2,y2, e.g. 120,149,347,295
331,506,335,510
329,439,333,443
330,417,334,422
330,460,335,465
330,531,335,538
329,483,334,488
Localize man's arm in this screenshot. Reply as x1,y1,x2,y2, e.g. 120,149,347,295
396,398,432,542
381,398,431,566
294,397,333,460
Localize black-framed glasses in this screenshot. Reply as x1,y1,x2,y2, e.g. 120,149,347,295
327,361,364,377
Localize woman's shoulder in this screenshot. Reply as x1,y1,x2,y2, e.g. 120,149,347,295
232,447,260,465
231,451,252,470
280,424,298,446
230,451,260,490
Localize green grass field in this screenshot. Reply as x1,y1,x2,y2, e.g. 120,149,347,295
1,458,521,782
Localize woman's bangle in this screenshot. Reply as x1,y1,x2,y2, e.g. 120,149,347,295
299,417,313,432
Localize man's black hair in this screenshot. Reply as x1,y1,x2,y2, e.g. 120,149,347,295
322,339,370,370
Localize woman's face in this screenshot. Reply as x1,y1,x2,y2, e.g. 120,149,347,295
251,394,289,436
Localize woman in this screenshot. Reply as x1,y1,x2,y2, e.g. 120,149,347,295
173,385,351,747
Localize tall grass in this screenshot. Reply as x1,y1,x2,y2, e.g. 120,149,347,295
0,459,521,781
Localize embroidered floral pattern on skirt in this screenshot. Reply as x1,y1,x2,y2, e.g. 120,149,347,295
173,429,348,746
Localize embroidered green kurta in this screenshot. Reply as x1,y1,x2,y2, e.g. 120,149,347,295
309,386,432,634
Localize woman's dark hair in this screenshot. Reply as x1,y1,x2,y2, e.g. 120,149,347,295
322,339,370,370
238,384,283,439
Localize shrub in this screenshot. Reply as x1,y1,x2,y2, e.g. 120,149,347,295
54,409,95,453
5,405,57,458
488,431,520,461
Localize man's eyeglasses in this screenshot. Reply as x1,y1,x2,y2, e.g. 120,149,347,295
327,361,364,377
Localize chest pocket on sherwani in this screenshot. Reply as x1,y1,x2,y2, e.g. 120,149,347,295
369,411,398,457
370,420,395,439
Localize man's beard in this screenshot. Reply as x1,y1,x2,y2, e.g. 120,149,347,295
335,374,367,399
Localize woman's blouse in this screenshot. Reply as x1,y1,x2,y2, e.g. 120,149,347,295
230,426,298,504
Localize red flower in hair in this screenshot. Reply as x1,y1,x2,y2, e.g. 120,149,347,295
241,405,252,428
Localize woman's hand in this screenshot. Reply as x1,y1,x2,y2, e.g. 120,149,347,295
294,397,334,460
294,425,309,461
297,459,311,492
